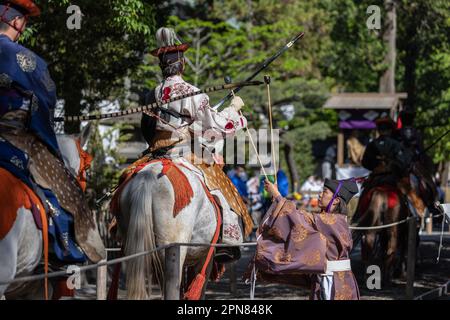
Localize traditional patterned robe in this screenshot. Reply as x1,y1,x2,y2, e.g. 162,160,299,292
0,34,104,263
145,74,247,153
249,196,360,300
137,74,254,242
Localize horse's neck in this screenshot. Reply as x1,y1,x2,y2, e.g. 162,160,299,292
56,135,81,177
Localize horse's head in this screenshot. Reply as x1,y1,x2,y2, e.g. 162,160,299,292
56,123,93,192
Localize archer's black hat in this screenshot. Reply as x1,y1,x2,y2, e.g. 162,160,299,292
324,178,358,203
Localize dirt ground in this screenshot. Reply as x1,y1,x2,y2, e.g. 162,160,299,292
72,232,449,300
204,234,450,300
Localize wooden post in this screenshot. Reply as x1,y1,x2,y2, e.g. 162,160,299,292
229,262,237,297
337,131,344,167
96,258,107,300
164,245,181,300
406,217,417,299
426,216,433,234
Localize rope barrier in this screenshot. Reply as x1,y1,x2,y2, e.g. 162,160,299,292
2,208,445,287
0,242,256,286
349,211,446,231
414,280,450,300
349,216,414,231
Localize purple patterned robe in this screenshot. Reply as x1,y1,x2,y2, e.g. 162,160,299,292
248,197,360,300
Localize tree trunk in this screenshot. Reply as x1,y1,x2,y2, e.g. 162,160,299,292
401,3,419,111
284,140,299,193
379,0,397,94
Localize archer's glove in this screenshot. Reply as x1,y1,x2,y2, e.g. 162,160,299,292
229,96,245,112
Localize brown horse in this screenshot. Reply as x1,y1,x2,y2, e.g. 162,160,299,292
353,181,411,285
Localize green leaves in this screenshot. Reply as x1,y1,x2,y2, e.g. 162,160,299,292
24,1,157,133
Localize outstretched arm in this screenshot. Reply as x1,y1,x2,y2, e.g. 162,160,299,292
264,179,282,200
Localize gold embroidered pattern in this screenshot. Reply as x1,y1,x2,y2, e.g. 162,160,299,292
274,249,292,264
278,201,295,217
334,283,353,300
291,224,308,243
319,233,327,242
300,209,314,225
319,232,329,250
319,213,337,225
336,271,346,281
256,243,267,261
339,230,351,245
267,226,283,240
16,51,37,73
301,249,321,266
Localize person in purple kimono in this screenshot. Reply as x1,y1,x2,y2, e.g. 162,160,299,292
246,178,360,300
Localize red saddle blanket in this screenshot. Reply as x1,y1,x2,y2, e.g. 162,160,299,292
0,168,45,240
358,185,400,217
110,157,194,219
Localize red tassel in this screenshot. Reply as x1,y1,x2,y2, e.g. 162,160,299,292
181,182,222,300
161,159,194,217
183,273,206,300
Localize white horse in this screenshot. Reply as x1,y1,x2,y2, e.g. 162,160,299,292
117,158,220,300
0,125,92,299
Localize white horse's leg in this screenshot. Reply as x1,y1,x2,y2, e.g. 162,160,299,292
151,166,217,288
0,207,42,298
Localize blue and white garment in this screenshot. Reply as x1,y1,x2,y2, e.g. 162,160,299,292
0,34,86,263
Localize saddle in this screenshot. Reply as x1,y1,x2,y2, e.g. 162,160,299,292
190,153,253,238
354,171,426,224
111,153,254,237
109,153,253,265
0,132,105,262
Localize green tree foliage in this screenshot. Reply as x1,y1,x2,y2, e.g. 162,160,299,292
85,122,132,206
142,0,340,186
20,0,157,202
396,0,450,164
321,0,386,92
19,1,448,193
25,0,155,133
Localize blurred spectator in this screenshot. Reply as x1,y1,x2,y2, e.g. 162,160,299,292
346,130,365,166
247,173,262,211
247,172,263,230
435,173,445,203
322,144,336,179
259,169,290,213
300,175,324,193
228,166,249,202
299,175,323,211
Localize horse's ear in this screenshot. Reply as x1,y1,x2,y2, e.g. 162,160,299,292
80,122,93,149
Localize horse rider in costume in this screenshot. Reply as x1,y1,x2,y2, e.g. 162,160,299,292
115,27,254,262
0,0,105,297
361,116,412,184
246,178,360,300
395,109,438,208
353,116,427,223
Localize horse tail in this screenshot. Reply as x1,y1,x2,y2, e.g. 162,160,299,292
123,172,164,300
